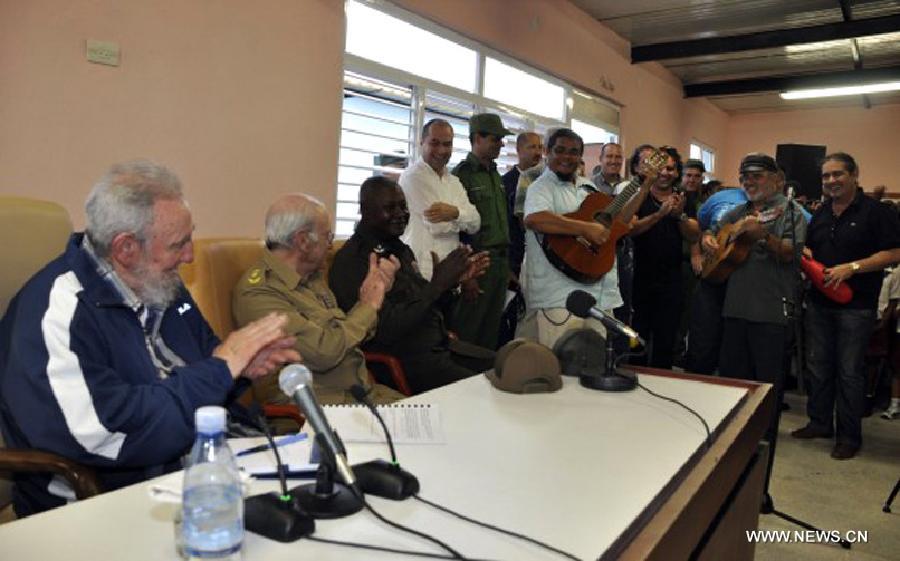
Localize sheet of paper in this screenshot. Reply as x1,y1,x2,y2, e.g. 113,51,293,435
324,404,445,444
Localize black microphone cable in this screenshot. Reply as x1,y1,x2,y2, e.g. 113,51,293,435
636,381,712,449
412,494,584,561
349,384,397,464
307,536,497,560
349,386,583,561
613,353,712,449
347,483,468,560
251,409,290,498
243,405,470,558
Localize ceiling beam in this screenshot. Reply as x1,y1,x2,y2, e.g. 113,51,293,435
683,65,900,97
631,14,900,63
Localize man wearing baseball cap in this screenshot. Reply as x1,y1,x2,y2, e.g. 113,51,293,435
700,152,806,470
451,113,513,350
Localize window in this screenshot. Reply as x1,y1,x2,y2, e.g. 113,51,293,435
345,1,477,92
337,0,621,235
483,57,566,121
570,119,617,145
690,141,716,175
337,73,413,236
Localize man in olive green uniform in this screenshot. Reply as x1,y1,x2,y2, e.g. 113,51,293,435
233,193,403,407
451,113,512,350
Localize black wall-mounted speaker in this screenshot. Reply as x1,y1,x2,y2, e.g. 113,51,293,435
776,144,827,200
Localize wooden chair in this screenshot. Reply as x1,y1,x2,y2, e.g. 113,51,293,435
0,196,100,523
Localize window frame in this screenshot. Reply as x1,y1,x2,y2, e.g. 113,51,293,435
689,139,717,175
336,0,622,235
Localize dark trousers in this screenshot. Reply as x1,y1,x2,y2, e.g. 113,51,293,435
631,269,682,369
610,240,635,357
719,318,787,442
685,280,727,374
674,260,698,361
614,239,635,325
402,339,495,394
804,301,876,447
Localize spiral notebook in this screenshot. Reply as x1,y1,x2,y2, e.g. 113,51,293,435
323,403,445,444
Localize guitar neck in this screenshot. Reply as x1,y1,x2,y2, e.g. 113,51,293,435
604,176,641,217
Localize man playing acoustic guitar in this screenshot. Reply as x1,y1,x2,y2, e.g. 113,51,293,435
701,153,806,448
519,129,657,348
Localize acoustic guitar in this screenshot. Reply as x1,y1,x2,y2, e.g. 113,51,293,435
541,150,669,284
700,208,781,283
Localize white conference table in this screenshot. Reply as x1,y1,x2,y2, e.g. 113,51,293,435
0,368,772,561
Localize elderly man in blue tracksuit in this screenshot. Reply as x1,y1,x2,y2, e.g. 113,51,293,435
0,160,299,516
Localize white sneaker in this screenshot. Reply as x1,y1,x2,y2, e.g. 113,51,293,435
882,404,900,420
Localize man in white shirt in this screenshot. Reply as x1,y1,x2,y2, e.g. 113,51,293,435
520,129,648,348
400,119,481,280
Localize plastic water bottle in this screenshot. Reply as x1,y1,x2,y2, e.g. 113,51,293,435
182,406,243,560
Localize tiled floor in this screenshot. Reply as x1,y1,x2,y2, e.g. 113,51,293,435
754,391,900,561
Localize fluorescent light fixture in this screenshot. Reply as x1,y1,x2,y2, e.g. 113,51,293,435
781,81,900,99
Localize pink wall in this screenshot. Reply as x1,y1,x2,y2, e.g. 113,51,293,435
0,0,344,235
13,0,893,237
721,104,900,191
392,0,730,171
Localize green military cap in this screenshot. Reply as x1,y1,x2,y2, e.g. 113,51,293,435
469,113,512,137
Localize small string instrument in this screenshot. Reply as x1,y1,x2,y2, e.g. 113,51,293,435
701,207,781,283
541,150,669,283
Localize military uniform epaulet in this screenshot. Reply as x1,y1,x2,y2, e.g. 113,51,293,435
246,267,264,286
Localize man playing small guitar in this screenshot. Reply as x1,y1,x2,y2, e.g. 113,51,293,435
700,153,807,467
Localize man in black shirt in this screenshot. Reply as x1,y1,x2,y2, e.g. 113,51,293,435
791,152,900,459
329,176,494,394
629,146,700,368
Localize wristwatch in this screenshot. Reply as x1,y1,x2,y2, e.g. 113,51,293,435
850,262,861,273
678,212,689,222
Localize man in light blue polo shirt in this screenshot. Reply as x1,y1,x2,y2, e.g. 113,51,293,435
519,129,652,348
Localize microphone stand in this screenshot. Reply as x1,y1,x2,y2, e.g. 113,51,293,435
242,409,316,542
759,194,851,549
291,431,364,519
579,334,637,392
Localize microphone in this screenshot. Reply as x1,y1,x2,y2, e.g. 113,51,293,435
565,290,639,392
278,364,356,487
565,290,645,346
348,385,420,500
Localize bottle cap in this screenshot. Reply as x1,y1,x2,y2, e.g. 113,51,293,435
195,406,226,434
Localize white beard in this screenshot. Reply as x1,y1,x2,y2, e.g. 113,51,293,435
133,261,183,308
